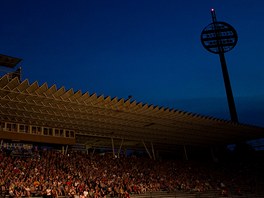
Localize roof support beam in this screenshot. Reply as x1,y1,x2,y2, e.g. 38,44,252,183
142,140,152,159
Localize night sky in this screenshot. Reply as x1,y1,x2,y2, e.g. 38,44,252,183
1,1,264,127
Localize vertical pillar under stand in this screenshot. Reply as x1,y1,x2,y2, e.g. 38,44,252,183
111,137,115,158
92,147,96,157
211,147,219,163
151,142,156,160
184,145,188,160
62,146,65,155
65,145,68,155
118,139,124,158
124,148,127,157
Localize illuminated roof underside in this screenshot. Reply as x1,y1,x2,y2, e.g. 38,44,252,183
0,75,263,150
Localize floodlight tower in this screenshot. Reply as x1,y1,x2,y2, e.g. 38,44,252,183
201,9,239,123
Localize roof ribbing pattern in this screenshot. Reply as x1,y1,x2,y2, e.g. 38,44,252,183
0,75,263,148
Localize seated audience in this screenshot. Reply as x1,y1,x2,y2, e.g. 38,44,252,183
0,147,262,198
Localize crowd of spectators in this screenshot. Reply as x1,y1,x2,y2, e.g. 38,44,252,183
0,147,262,198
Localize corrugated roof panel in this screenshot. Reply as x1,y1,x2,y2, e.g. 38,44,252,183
0,75,9,88
116,98,124,107
43,84,57,97
104,96,111,103
68,90,82,102
84,93,97,105
53,86,66,99
111,97,118,103
148,105,154,110
14,79,30,92
3,91,20,101
60,88,74,101
35,83,49,96
124,99,131,107
103,96,112,108
108,97,118,110
4,77,20,90
76,92,90,104
94,95,105,106
131,102,143,112
152,105,160,113
24,81,39,94
129,100,137,110
143,105,157,115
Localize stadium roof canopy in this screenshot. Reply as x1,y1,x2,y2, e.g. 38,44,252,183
0,54,22,68
0,75,263,151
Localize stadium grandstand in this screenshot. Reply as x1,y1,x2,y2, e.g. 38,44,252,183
0,55,264,198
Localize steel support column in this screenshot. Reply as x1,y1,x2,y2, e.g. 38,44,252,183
62,145,65,155
184,145,188,160
118,138,124,158
151,142,156,160
111,137,115,158
65,145,68,155
142,140,152,159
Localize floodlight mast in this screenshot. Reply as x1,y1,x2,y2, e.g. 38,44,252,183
201,9,239,123
211,9,238,123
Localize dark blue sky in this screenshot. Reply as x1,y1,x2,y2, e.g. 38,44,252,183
1,0,264,127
